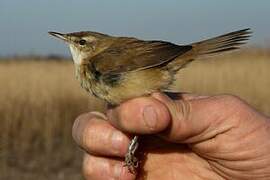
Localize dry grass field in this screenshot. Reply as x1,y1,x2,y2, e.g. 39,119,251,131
0,48,270,179
0,60,105,179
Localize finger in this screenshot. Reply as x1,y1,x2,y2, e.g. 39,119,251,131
83,153,135,180
151,93,255,143
72,112,130,157
107,96,171,134
164,92,209,101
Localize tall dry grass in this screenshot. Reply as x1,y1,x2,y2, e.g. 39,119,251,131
0,48,269,179
0,60,104,180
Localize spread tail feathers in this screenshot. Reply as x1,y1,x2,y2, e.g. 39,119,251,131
191,28,252,56
168,28,252,71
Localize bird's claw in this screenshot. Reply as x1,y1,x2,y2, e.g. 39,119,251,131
124,136,139,173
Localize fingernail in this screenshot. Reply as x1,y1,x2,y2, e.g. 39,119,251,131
72,118,85,143
143,106,157,130
90,111,107,119
111,131,124,154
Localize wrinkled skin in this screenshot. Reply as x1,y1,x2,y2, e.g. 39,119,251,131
72,93,270,180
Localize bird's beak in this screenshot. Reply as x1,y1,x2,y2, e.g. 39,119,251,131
48,31,70,43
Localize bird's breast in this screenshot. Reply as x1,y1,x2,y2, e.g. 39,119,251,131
75,64,174,105
75,64,109,99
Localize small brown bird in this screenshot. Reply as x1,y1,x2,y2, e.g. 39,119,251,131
48,28,251,172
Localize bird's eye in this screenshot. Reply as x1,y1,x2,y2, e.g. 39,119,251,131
79,39,86,45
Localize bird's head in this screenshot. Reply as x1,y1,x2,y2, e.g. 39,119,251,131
48,31,113,64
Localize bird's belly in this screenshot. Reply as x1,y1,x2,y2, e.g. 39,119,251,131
102,68,173,104
77,65,173,105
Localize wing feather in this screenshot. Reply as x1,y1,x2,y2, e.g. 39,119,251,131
91,38,192,75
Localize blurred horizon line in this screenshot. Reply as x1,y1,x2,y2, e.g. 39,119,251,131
1,45,270,61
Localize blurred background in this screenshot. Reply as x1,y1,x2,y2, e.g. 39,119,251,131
0,1,269,179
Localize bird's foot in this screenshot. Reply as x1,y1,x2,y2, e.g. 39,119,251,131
124,136,139,173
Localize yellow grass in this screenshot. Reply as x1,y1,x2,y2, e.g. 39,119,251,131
0,60,105,179
0,48,270,179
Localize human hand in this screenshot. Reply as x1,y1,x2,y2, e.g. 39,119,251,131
72,93,270,180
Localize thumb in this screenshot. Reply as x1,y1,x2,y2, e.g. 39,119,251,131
152,93,251,143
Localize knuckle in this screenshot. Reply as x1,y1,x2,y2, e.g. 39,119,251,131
219,94,243,105
215,94,251,127
161,98,191,141
218,94,248,113
82,155,120,180
80,119,106,153
178,99,192,121
72,113,101,150
81,125,93,150
172,99,191,139
82,155,95,179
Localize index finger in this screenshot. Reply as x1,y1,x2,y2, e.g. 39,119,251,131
72,112,130,157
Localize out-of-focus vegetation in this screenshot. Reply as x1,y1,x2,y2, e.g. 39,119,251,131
0,47,269,179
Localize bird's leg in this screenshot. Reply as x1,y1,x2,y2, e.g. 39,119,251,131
124,135,139,173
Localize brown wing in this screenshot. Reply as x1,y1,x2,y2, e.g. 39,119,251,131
91,38,192,75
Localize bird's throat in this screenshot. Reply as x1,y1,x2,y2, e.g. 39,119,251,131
69,45,83,65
